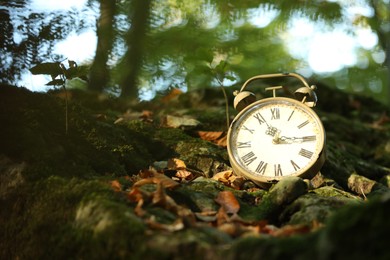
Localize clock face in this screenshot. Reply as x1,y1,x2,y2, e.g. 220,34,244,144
228,97,325,182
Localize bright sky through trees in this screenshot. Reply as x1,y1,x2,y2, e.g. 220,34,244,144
24,0,382,98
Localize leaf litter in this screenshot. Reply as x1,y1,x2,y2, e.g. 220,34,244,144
108,158,318,238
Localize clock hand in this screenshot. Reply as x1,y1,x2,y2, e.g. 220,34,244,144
276,136,316,144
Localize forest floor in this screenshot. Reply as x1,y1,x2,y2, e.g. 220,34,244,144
1,82,390,259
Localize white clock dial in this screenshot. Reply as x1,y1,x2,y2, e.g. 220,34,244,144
228,97,325,183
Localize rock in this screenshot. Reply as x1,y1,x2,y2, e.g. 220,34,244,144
254,177,308,223
347,173,389,196
281,187,362,225
268,176,308,206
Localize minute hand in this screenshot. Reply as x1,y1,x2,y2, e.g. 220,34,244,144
279,135,316,144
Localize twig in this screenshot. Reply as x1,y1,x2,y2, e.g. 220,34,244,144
216,77,230,131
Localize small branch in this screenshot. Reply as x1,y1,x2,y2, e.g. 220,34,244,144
216,77,230,131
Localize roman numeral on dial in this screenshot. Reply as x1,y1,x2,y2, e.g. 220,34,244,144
242,125,254,134
241,152,257,166
255,161,267,175
291,160,300,171
274,164,282,176
254,113,266,125
302,136,316,142
271,108,280,120
299,148,314,159
237,141,251,148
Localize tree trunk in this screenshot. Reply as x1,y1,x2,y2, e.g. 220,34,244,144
88,0,116,93
119,0,152,98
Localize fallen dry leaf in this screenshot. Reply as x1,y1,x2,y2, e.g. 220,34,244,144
198,131,224,142
127,187,147,216
175,169,193,180
268,224,311,237
167,158,186,170
145,218,185,232
134,169,180,190
162,115,200,129
213,170,245,190
197,131,227,147
371,112,390,129
194,211,218,222
110,180,122,192
152,182,179,212
114,109,153,124
215,191,240,215
218,222,260,238
161,88,183,103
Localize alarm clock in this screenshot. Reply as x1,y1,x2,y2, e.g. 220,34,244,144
227,73,326,189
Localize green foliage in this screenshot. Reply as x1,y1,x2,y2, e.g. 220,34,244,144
29,60,89,86
2,0,389,104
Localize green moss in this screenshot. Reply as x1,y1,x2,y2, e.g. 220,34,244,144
312,186,361,199
0,176,145,259
317,192,390,260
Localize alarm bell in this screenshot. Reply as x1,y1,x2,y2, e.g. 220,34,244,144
294,85,317,107
233,91,256,112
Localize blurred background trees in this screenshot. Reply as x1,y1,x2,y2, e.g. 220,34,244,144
0,0,389,104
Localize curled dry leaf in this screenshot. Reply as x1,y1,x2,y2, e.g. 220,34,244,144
167,158,194,181
215,191,240,215
152,182,179,212
268,224,311,237
194,211,218,222
145,218,185,232
134,169,180,190
114,110,153,124
161,88,183,103
213,170,245,190
127,187,147,216
175,169,193,180
197,131,227,147
167,158,186,170
218,222,260,238
197,131,224,142
371,112,390,129
110,180,122,192
162,115,200,129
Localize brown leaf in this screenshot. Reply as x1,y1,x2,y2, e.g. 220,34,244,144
140,110,153,121
145,218,185,232
269,224,311,237
114,109,153,124
175,169,193,180
127,187,147,216
197,131,227,147
213,170,245,190
216,134,227,147
194,211,218,222
371,112,390,129
134,169,180,190
110,180,122,192
161,88,183,103
167,158,187,170
152,182,179,211
198,131,224,142
215,191,240,215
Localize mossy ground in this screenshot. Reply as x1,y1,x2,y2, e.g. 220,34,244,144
1,83,390,259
